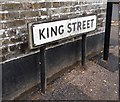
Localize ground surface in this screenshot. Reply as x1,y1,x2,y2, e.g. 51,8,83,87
16,25,119,100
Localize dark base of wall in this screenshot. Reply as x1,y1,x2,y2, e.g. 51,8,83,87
2,32,104,100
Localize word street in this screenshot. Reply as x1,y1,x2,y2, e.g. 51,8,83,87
30,15,97,48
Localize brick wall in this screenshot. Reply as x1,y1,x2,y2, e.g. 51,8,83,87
0,1,106,62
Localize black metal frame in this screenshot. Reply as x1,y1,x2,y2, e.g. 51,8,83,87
39,34,87,93
103,1,119,60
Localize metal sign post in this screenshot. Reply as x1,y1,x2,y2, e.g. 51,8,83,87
103,0,119,60
81,34,87,66
39,45,46,93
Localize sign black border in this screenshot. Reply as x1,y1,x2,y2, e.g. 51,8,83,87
28,14,97,49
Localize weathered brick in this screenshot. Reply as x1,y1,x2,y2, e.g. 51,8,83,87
0,34,2,38
41,10,48,16
7,20,25,28
45,2,51,8
32,2,46,9
1,31,6,38
60,2,66,7
3,22,12,29
2,23,7,29
97,14,103,18
0,13,7,20
20,28,27,34
70,7,76,12
98,18,104,24
15,28,27,36
0,13,2,20
4,52,15,61
52,2,60,8
61,2,73,7
62,8,70,13
10,37,17,44
97,23,103,27
21,35,28,42
22,2,33,10
7,29,16,37
2,55,6,62
0,39,2,46
2,39,9,45
71,2,78,6
101,8,106,12
2,46,8,54
0,12,20,20
20,11,39,18
9,44,17,52
19,42,28,53
25,18,37,23
11,37,21,43
96,9,101,14
2,3,22,11
0,23,2,29
0,2,107,62
0,4,2,11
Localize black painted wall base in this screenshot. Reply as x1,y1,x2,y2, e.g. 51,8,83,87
1,32,104,100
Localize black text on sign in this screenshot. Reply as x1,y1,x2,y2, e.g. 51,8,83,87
29,15,97,49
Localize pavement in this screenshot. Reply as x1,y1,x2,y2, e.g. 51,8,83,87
16,25,119,101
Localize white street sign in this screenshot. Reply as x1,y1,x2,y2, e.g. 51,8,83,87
28,15,97,49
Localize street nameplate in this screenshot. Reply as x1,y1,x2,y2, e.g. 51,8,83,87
28,15,97,49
